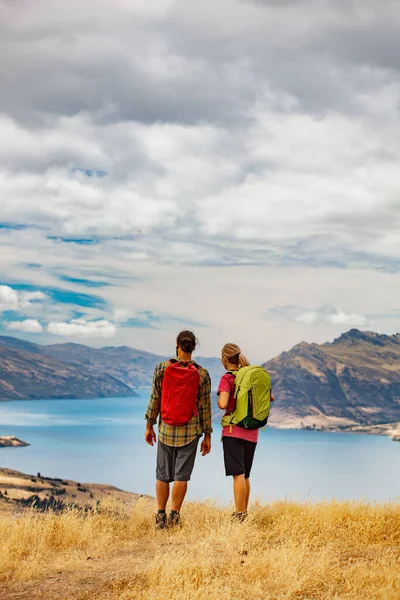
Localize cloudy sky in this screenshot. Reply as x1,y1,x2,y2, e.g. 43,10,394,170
0,0,399,361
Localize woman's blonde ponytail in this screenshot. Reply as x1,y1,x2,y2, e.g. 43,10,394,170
238,353,250,368
222,343,250,369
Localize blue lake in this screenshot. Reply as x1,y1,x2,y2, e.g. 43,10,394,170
0,390,399,505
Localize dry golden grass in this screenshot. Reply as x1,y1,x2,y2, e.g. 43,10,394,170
0,497,399,600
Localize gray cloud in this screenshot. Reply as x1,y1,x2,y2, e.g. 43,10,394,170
1,3,254,128
3,0,400,130
313,2,400,74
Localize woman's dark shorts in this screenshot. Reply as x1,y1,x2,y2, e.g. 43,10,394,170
223,436,257,479
156,436,200,483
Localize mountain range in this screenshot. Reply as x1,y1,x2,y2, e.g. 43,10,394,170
0,330,399,434
264,329,400,433
0,335,223,401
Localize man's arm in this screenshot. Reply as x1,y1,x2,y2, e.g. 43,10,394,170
144,363,163,446
198,370,212,456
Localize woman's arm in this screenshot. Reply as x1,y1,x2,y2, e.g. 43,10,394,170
218,390,230,410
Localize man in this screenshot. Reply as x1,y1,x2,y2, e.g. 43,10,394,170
144,330,212,529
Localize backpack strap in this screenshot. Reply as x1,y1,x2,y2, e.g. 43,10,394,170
226,370,239,398
169,358,202,371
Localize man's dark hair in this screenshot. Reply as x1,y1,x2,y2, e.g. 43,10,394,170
176,330,197,353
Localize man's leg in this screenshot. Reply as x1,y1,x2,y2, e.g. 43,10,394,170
168,437,199,525
156,480,170,511
155,441,175,528
171,481,188,512
233,474,247,513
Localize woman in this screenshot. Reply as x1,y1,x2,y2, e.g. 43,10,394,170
217,343,257,521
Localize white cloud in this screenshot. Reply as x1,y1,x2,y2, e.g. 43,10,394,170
271,305,369,327
1,105,400,267
324,311,369,327
0,285,46,313
296,309,368,327
7,319,44,333
0,285,20,311
21,291,47,303
47,319,116,338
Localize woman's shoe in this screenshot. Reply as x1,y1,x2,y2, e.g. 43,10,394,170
231,511,248,523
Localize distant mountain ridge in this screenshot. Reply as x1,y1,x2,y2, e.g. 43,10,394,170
264,328,400,431
0,336,223,401
0,336,134,400
41,342,224,390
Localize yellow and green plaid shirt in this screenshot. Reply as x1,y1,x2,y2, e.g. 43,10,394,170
145,359,213,447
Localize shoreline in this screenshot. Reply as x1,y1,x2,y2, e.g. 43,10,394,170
269,420,400,442
1,396,399,442
0,393,138,403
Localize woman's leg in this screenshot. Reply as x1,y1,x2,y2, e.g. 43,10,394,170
245,477,251,511
233,474,247,513
223,437,248,513
243,441,257,512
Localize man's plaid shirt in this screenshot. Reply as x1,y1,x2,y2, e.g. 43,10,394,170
145,359,213,447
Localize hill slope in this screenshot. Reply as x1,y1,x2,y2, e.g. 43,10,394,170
0,336,134,400
265,329,400,430
42,343,163,388
0,468,140,515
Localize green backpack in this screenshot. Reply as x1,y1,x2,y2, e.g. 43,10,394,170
221,365,271,430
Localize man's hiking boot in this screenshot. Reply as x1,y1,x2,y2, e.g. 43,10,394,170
231,511,248,523
167,510,182,529
155,512,167,530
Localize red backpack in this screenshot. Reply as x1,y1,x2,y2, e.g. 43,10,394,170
161,359,201,426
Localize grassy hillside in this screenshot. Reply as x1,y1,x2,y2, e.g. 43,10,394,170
0,497,399,599
0,468,139,515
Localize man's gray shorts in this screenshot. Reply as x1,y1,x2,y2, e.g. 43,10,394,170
156,436,200,483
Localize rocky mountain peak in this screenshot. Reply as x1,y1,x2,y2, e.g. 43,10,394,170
332,329,400,347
